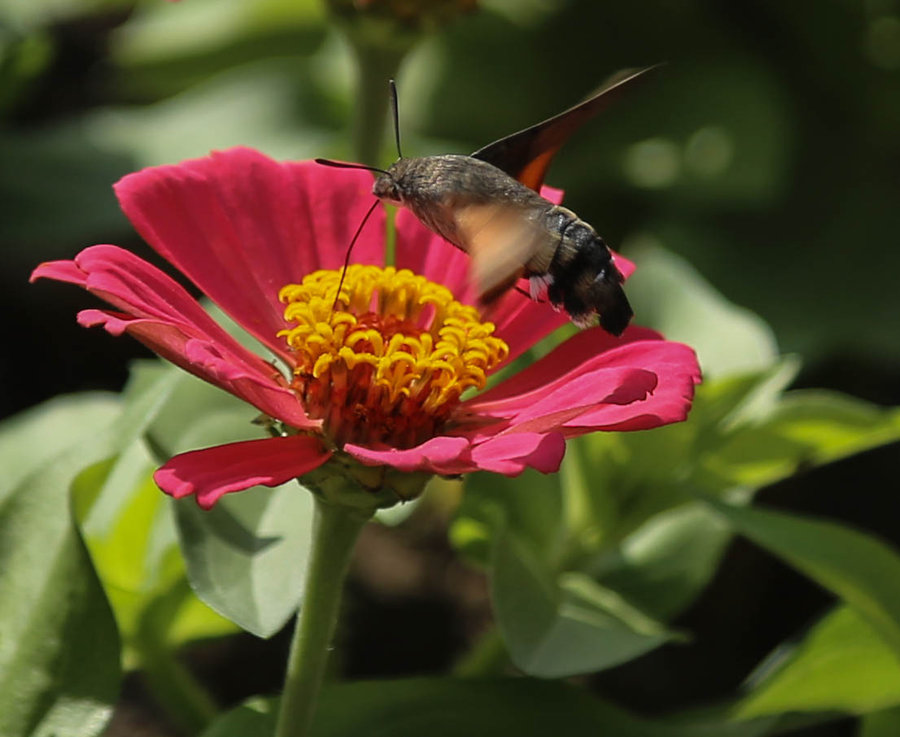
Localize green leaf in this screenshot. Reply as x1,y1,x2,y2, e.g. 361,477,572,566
452,468,565,568
72,443,237,659
200,699,275,737
164,402,314,637
737,606,900,718
0,392,119,498
624,244,778,377
594,502,733,620
706,499,900,658
174,480,313,638
582,369,900,621
0,364,193,736
699,391,900,493
577,361,800,540
139,359,256,462
0,402,123,737
492,531,678,677
201,680,772,737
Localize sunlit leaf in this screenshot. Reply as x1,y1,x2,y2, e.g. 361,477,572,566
737,606,900,718
0,392,119,497
699,391,900,492
72,444,237,662
0,397,123,737
175,479,313,638
170,408,313,637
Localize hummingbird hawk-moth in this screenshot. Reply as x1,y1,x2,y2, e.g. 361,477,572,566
322,67,654,336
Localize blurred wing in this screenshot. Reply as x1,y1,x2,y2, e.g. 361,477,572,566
471,65,659,192
455,204,548,303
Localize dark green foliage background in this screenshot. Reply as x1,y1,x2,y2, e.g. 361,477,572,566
2,2,899,737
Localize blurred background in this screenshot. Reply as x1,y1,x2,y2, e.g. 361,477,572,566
2,0,898,735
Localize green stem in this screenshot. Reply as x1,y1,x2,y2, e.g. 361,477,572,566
274,496,371,737
134,580,219,734
139,645,219,734
348,38,407,166
452,625,511,677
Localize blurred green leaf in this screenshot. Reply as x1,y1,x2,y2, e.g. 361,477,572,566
625,243,778,377
86,59,338,167
201,679,773,737
577,360,796,541
698,391,900,492
593,502,732,620
1,0,130,31
139,359,255,462
707,500,900,658
737,606,900,718
200,698,275,737
72,444,237,661
0,392,119,496
0,29,54,113
581,364,900,619
113,0,325,67
451,467,565,568
492,531,678,677
0,396,123,737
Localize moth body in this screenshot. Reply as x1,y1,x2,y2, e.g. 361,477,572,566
372,155,632,335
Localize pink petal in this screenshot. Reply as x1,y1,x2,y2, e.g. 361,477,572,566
613,251,636,280
154,434,331,509
32,245,315,429
469,431,565,475
461,327,701,434
563,352,700,433
467,325,662,409
114,148,385,363
343,435,472,475
344,428,566,478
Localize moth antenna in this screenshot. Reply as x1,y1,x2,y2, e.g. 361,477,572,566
331,199,381,314
389,79,402,159
315,158,390,176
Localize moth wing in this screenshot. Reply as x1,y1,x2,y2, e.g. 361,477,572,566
471,65,659,192
454,203,548,304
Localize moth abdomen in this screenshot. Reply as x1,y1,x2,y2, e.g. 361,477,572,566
538,207,632,336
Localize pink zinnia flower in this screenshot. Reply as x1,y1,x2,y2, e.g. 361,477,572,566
31,147,700,509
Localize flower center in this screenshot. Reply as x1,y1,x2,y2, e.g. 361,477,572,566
278,265,509,449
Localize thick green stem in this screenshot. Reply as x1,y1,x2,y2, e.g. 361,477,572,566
274,496,371,737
